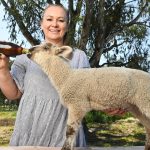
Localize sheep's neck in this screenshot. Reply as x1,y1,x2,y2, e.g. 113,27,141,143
43,57,71,90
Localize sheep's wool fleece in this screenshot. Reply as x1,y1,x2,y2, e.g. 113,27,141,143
9,48,90,146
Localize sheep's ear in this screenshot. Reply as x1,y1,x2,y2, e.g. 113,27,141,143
56,46,73,59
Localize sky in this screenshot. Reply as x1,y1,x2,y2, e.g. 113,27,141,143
0,7,10,41
0,3,150,65
0,5,31,48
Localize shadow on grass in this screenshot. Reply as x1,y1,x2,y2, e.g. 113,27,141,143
87,127,145,147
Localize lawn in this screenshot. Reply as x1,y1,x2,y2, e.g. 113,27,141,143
0,126,14,146
87,117,145,147
0,110,16,146
0,110,146,147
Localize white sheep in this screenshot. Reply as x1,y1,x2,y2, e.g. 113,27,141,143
29,42,150,150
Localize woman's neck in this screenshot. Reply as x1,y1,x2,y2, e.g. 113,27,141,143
44,39,64,47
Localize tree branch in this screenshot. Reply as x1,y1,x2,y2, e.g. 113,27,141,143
1,0,39,45
66,0,83,46
103,40,127,53
99,61,129,67
123,0,148,27
79,0,95,50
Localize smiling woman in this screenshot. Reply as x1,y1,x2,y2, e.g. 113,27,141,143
0,3,90,147
40,4,69,46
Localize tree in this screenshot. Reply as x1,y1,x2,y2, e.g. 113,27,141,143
0,0,150,127
0,0,150,69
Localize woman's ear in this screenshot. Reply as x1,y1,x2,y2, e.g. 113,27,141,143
40,25,43,31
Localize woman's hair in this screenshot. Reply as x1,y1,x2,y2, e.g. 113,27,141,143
41,3,70,44
41,4,70,24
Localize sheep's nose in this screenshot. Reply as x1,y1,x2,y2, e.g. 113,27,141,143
27,53,32,59
27,47,35,59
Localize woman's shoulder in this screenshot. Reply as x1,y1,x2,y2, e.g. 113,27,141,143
15,54,28,59
70,47,90,68
13,54,30,66
72,47,87,59
73,47,85,54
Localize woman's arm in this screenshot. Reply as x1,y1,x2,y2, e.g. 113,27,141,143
0,54,22,100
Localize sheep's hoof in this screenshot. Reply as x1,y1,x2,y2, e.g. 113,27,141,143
61,143,72,150
145,145,150,150
61,145,71,150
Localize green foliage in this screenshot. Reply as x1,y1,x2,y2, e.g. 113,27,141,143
0,111,17,119
1,0,150,67
126,25,147,40
85,110,132,124
0,91,6,105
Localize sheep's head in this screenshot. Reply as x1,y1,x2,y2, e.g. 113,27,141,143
28,42,73,63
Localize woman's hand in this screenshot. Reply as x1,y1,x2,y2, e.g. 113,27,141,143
0,53,22,100
0,53,9,72
103,108,127,116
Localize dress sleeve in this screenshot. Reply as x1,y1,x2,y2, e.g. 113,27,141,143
10,55,28,93
70,48,90,69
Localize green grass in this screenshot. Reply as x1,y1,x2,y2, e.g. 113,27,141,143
0,111,17,120
87,117,145,147
0,126,14,146
0,110,146,147
0,110,16,146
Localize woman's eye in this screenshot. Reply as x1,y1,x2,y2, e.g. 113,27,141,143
59,20,64,22
47,18,52,21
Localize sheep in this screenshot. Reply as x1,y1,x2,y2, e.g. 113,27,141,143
28,42,150,150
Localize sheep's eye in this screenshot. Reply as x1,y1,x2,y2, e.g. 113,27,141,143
44,46,50,51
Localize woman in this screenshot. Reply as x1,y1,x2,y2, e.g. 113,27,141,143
0,4,89,147
0,4,125,147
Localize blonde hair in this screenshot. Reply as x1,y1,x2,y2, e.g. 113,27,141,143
41,4,70,24
41,4,70,44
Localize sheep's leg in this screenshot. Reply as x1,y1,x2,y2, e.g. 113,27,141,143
128,104,150,150
61,124,77,150
145,128,150,150
62,105,86,150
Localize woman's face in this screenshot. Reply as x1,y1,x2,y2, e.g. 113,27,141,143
41,6,68,46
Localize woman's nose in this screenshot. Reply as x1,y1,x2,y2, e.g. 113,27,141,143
51,20,58,27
